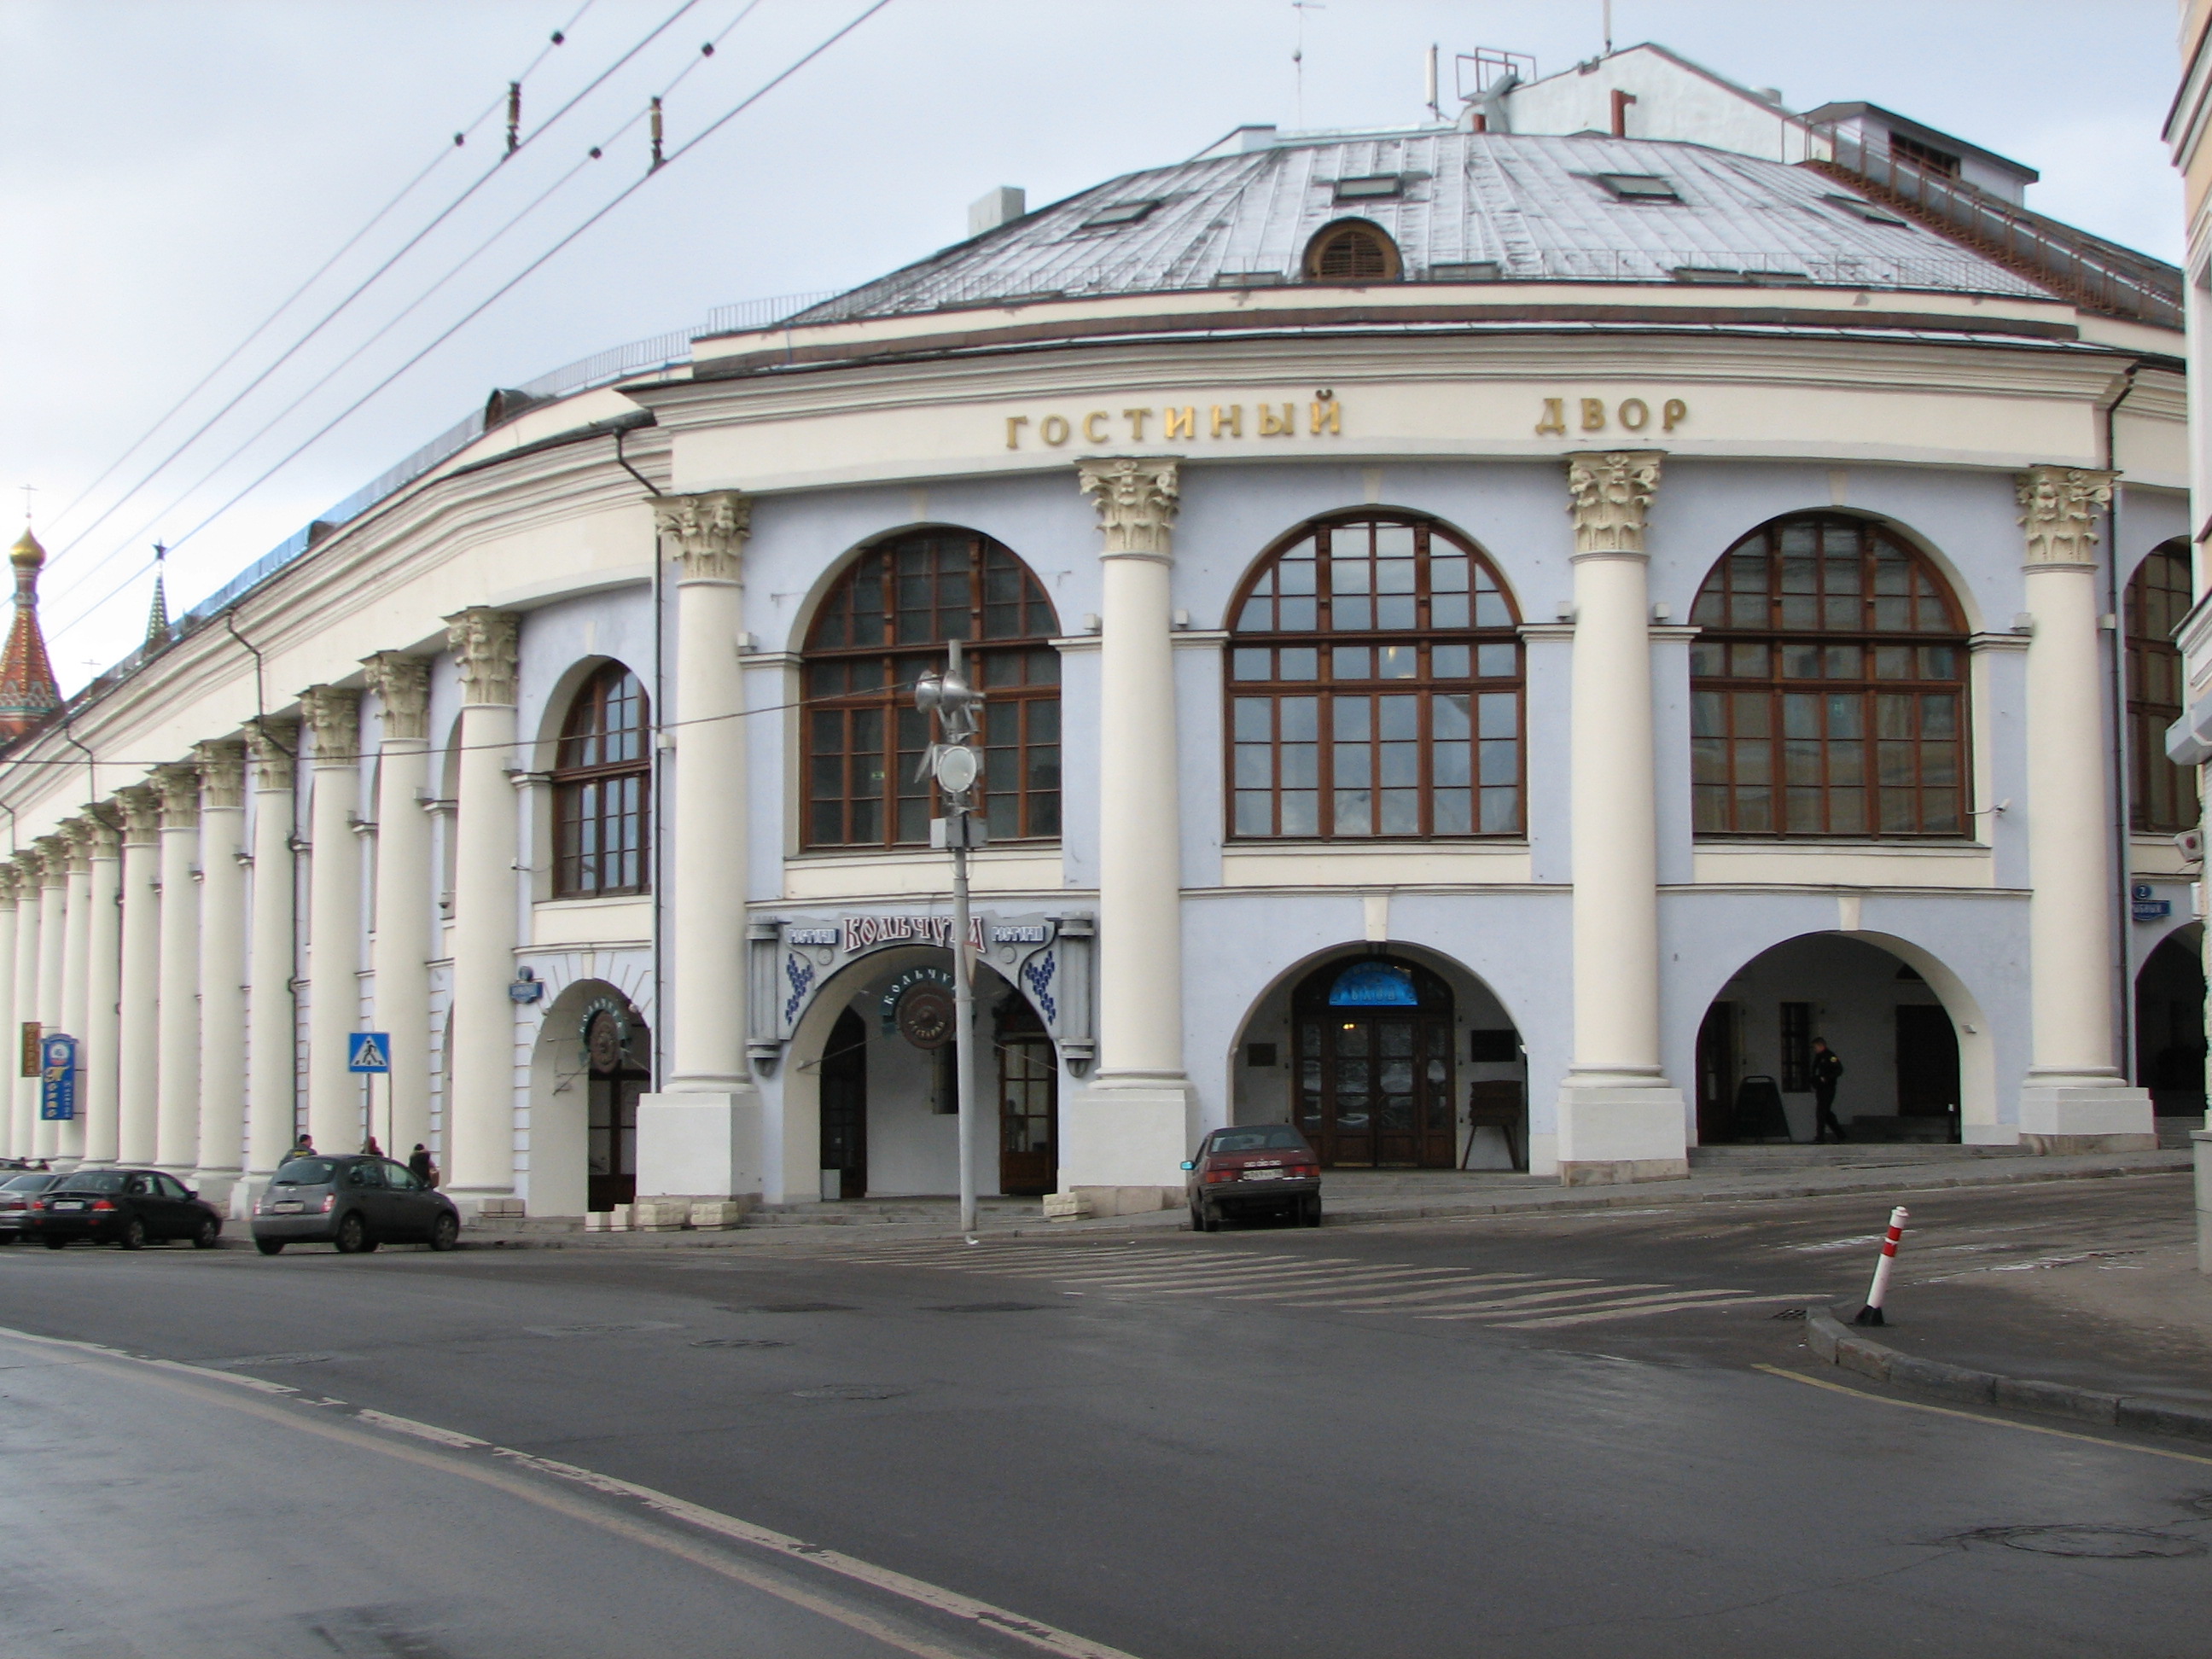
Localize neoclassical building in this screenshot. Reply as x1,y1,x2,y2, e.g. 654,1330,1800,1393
0,104,2197,1218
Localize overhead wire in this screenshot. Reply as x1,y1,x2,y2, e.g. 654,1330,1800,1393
47,2,771,602
43,0,697,592
45,0,896,650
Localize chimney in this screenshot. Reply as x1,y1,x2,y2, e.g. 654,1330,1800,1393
968,186,1027,236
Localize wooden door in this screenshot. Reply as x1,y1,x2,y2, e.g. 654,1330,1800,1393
820,1008,868,1200
587,1073,643,1213
1293,959,1455,1168
1695,1002,1737,1144
1895,1005,1959,1127
998,999,1057,1196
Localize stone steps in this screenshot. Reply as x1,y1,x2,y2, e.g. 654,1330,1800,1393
1687,1143,2033,1175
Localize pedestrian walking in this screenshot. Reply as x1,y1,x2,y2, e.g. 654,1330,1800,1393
408,1143,439,1188
362,1134,383,1158
1811,1039,1848,1143
288,1131,315,1161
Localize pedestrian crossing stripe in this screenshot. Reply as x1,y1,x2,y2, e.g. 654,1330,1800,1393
796,1239,1820,1330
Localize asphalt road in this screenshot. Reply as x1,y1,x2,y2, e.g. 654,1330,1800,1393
3,1177,2209,1659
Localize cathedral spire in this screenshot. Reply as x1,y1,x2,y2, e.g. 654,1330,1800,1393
144,539,171,652
0,524,61,743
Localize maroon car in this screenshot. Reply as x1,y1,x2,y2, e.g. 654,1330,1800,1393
1184,1124,1322,1231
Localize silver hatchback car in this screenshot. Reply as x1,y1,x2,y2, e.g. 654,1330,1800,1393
0,1172,63,1242
251,1154,460,1254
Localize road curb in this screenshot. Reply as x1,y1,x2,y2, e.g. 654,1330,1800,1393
1803,1307,2212,1445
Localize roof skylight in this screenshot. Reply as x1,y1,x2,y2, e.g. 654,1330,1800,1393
1822,194,1909,228
1080,199,1161,229
1332,174,1405,201
1596,173,1682,204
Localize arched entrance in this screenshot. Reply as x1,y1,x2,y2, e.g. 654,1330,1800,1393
525,978,651,1217
583,998,651,1212
1290,957,1457,1167
2135,929,2206,1122
997,992,1057,1195
1696,934,1968,1145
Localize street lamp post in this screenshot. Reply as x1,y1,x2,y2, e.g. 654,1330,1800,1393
916,642,987,1238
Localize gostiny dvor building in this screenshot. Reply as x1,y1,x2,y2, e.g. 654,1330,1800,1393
2,44,2200,1222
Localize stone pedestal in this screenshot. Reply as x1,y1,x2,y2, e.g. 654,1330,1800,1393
1555,1086,1691,1184
2193,1129,2211,1276
2017,1083,2160,1154
1058,1083,1190,1207
636,1089,764,1200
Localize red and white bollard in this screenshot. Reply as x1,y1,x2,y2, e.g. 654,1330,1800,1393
1852,1206,1910,1326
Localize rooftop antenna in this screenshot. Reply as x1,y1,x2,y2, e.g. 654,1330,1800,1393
1603,0,1614,55
1292,0,1324,127
17,484,34,526
1425,44,1441,122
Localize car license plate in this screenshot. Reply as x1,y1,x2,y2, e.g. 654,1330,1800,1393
1242,1169,1282,1181
271,1201,305,1214
51,1199,84,1210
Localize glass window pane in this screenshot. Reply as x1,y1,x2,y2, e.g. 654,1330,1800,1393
1335,790,1372,835
1473,592,1512,627
1435,695,1471,740
1430,593,1470,628
1280,648,1318,678
1234,698,1273,741
1278,597,1318,630
1434,643,1471,677
1477,692,1516,739
1333,699,1371,739
1333,646,1372,679
1236,793,1273,835
1476,643,1516,677
1282,698,1319,742
1379,790,1420,834
1480,786,1520,834
1435,789,1471,834
1282,792,1319,835
1232,648,1272,680
1379,696,1419,739
1282,744,1319,789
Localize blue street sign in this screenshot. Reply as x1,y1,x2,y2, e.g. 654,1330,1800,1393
347,1032,392,1074
39,1033,77,1121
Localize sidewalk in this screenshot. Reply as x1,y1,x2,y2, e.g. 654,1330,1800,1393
457,1146,2192,1252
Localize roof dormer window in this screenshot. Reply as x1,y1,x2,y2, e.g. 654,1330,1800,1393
1596,172,1681,203
1080,199,1161,229
1822,194,1909,228
1332,174,1404,201
1303,220,1402,283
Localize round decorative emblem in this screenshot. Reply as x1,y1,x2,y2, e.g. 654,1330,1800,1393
586,1010,626,1075
896,985,957,1050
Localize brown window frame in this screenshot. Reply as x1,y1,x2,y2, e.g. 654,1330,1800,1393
2126,540,2198,835
1690,513,1970,841
1302,218,1403,282
551,661,651,898
1225,513,1524,841
803,528,1061,850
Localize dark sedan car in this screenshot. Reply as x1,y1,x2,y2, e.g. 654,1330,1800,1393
26,1168,224,1250
0,1172,65,1242
1184,1124,1323,1231
251,1154,460,1254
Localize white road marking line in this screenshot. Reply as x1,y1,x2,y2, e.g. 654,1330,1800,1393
1412,1283,1671,1318
1502,1292,1821,1329
1145,1267,1487,1298
1259,1275,1569,1309
988,1257,1330,1287
356,1408,489,1448
1208,1268,1504,1300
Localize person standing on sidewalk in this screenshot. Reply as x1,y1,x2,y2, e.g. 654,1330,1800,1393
1812,1039,1848,1143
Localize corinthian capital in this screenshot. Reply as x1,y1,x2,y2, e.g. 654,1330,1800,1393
300,685,362,767
653,490,751,582
193,739,247,810
61,817,93,876
150,762,201,830
362,652,432,742
33,833,68,883
2017,465,2114,568
444,608,521,707
1079,457,1180,559
115,784,160,845
244,719,299,791
1565,451,1663,558
84,809,120,859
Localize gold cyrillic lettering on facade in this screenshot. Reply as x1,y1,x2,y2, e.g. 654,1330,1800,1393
1534,395,1688,438
1083,410,1111,443
1212,405,1243,438
1617,398,1649,432
1163,405,1195,439
1259,402,1294,436
1663,398,1688,432
1040,414,1070,445
1580,398,1608,433
1123,407,1153,439
1310,399,1342,434
1005,416,1029,449
1534,398,1567,436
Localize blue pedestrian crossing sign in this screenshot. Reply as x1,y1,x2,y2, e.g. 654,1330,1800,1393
347,1032,392,1074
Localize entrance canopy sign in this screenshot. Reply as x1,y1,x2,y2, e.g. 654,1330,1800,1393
1329,961,1419,1007
38,1033,76,1121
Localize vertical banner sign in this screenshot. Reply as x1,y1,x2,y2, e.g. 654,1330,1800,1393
19,1022,39,1079
38,1033,77,1121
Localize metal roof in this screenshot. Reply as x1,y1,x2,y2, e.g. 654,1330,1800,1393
789,131,2060,325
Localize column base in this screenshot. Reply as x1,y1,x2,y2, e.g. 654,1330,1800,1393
2192,1131,2211,1277
189,1167,242,1210
2018,1081,2155,1154
1556,1083,1689,1185
637,1086,765,1201
1058,1080,1193,1196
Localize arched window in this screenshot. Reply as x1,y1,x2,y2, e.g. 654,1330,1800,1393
805,529,1060,847
1689,515,1968,838
1228,514,1522,839
2127,540,2198,835
552,663,650,896
1304,219,1401,282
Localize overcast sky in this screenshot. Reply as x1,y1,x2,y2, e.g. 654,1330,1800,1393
0,0,2189,690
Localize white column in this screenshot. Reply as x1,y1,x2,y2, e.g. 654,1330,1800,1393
242,721,299,1195
192,741,248,1196
364,653,434,1163
0,870,17,1161
114,785,161,1166
151,763,201,1173
1062,457,1192,1196
300,685,364,1155
32,835,66,1161
58,818,91,1164
2017,466,2156,1149
80,813,121,1167
10,852,44,1159
444,609,521,1202
636,495,763,1202
1553,451,1687,1184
